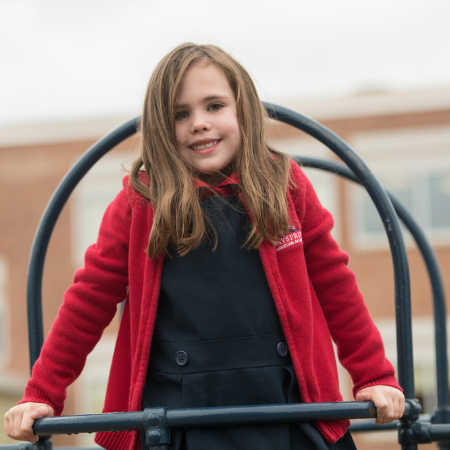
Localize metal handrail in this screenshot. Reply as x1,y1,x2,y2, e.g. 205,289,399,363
32,402,377,436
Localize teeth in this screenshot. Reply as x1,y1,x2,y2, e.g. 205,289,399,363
191,140,218,150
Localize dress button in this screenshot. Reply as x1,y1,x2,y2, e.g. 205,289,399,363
276,342,288,357
175,350,189,366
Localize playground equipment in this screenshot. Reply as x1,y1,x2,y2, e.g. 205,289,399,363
2,103,449,449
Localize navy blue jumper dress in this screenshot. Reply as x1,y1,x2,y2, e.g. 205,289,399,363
141,186,356,450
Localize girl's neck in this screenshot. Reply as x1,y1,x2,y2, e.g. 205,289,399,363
195,166,235,187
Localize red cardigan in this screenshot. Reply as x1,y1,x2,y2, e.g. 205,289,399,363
20,160,401,448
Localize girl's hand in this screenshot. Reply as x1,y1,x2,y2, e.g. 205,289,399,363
4,402,54,442
356,385,405,425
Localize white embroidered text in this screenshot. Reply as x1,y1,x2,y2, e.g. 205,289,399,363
275,230,302,252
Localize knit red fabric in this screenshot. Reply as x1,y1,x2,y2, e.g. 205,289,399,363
19,160,401,448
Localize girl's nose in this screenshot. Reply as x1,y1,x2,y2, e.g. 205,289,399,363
190,112,211,133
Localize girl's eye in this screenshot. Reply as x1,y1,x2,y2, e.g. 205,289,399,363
175,111,189,121
208,103,223,112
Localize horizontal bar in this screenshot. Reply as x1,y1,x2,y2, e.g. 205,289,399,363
35,411,144,434
0,445,35,450
349,414,432,433
431,424,450,441
350,421,398,432
33,401,376,436
166,402,376,428
0,447,101,450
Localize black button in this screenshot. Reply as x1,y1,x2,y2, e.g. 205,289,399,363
175,350,189,366
276,342,288,357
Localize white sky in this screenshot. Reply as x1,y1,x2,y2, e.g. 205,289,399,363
1,0,449,125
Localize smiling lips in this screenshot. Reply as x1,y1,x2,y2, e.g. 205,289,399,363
189,139,220,151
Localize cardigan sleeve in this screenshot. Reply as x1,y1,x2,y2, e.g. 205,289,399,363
18,178,133,415
289,160,402,396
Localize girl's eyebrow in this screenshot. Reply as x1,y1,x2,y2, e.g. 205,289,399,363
175,94,231,109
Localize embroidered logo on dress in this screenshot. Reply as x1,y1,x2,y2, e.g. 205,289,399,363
275,224,302,252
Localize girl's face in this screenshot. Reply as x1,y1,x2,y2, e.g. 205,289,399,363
174,63,241,186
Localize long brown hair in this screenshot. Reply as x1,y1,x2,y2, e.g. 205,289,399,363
130,43,291,258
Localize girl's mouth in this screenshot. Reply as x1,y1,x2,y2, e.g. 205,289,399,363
190,140,220,151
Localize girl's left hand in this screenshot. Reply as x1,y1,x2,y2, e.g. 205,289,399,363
356,385,405,425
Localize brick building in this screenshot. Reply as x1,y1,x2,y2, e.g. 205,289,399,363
0,87,449,448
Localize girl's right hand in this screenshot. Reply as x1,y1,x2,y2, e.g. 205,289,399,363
4,402,54,442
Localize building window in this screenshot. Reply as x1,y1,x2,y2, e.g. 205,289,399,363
348,125,450,249
430,172,450,230
352,168,450,248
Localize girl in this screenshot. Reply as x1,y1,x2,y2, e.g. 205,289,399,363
5,43,404,449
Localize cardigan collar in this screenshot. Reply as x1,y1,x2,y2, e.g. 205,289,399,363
193,172,240,198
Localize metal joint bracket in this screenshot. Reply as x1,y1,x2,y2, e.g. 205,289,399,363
433,407,450,447
16,437,52,450
37,437,52,450
431,409,450,448
399,422,432,445
404,398,422,422
143,407,170,449
433,406,450,424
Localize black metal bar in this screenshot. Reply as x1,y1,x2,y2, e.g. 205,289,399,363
349,414,432,433
0,438,51,450
350,420,398,432
0,445,99,449
0,447,99,450
0,445,36,450
26,119,138,371
165,401,376,427
432,425,450,442
399,421,450,444
32,402,376,436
